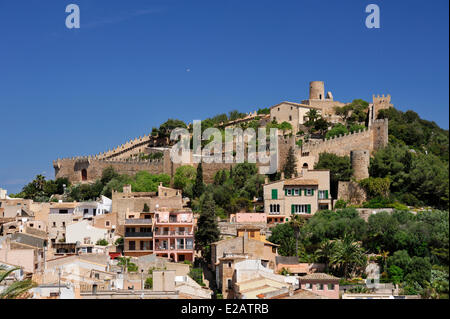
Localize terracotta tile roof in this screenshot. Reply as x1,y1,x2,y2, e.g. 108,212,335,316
270,101,322,110
298,273,340,281
284,179,318,186
50,202,79,209
277,263,310,273
270,289,327,299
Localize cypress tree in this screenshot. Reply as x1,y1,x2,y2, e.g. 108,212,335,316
283,147,297,178
193,162,205,198
195,193,220,252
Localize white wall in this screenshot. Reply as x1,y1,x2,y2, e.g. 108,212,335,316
66,220,108,244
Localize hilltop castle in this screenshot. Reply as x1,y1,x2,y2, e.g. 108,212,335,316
53,82,389,185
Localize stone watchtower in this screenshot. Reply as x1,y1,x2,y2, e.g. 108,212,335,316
309,81,325,100
350,150,370,181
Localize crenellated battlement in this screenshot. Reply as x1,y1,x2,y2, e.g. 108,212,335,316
299,120,388,162
55,133,156,163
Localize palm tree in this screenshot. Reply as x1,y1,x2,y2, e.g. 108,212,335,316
0,266,36,299
379,250,389,272
330,236,367,279
315,240,335,273
306,109,319,123
289,215,306,259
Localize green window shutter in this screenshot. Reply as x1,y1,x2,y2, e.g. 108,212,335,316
307,204,311,214
311,189,314,196
285,189,288,196
325,190,329,199
272,189,278,199
291,205,295,214
304,189,307,196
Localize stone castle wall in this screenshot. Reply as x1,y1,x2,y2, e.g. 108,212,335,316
299,119,388,163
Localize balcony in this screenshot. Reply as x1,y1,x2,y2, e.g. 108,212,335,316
155,218,192,224
154,231,194,237
154,245,194,251
125,218,152,225
124,231,153,238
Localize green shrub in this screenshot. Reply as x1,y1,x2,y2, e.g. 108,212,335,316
334,199,347,209
145,277,153,289
96,239,109,246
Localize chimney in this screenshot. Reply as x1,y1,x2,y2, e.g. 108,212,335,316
280,172,285,180
264,176,269,184
243,231,249,254
123,184,132,194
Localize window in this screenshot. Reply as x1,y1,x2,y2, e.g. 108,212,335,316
81,169,88,181
291,204,311,214
294,188,300,196
305,189,314,196
317,283,324,290
94,273,100,279
269,204,280,214
105,221,110,227
327,284,335,291
59,209,68,214
84,209,89,215
140,241,152,251
305,283,312,290
228,262,232,268
318,190,329,199
128,241,136,251
227,279,233,289
285,188,292,196
289,115,292,121
62,222,66,227
271,189,278,199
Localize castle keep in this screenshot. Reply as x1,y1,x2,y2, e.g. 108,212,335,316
53,82,389,185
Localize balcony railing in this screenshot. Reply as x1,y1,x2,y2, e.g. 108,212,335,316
155,218,192,224
125,218,152,225
125,231,153,238
154,245,194,251
154,231,194,236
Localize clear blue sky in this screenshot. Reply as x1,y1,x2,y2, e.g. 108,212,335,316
0,0,448,193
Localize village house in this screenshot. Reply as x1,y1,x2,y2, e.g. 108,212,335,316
297,273,340,299
123,208,195,262
48,202,81,243
211,226,278,272
112,184,186,235
65,220,113,246
263,167,332,226
0,233,47,273
228,259,298,299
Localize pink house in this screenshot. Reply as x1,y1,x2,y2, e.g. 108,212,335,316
298,273,340,299
153,209,194,262
231,212,267,223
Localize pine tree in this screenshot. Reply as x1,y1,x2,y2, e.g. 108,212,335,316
195,193,220,251
193,162,205,198
283,147,297,178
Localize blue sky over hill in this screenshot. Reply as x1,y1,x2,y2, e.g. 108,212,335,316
0,0,448,193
